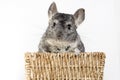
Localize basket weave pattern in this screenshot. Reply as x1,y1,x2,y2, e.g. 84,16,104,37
25,52,105,80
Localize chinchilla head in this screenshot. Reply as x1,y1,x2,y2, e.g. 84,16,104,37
46,2,85,41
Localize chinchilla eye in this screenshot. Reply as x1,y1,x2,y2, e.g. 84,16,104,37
67,24,71,30
51,22,56,28
53,22,56,26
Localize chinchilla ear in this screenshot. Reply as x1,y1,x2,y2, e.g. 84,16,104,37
48,2,58,18
74,8,85,26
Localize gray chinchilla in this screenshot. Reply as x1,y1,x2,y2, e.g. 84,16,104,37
38,2,85,54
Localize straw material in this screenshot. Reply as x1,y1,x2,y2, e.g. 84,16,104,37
25,52,105,80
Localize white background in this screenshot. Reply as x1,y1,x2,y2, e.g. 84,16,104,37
0,0,119,80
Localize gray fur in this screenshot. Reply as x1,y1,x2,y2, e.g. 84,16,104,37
38,2,85,54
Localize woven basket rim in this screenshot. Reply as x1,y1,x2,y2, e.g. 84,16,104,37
25,52,106,80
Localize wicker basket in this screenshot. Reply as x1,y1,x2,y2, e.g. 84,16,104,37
25,52,105,80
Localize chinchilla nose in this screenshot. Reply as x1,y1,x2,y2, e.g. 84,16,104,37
57,31,63,38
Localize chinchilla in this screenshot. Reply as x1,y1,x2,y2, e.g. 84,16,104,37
38,2,85,54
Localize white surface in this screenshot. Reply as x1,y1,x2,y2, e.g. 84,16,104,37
0,0,119,80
